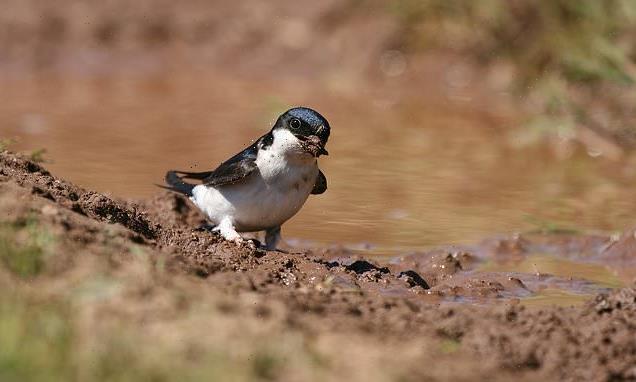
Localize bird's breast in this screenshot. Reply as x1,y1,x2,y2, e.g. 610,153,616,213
223,152,314,229
255,146,317,188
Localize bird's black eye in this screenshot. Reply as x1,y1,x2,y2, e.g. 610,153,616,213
289,118,301,130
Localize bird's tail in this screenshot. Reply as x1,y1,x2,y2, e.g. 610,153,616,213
159,170,196,196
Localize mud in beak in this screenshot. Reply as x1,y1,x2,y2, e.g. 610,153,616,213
296,134,329,157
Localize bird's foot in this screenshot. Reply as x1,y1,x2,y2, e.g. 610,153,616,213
213,218,253,248
214,227,241,242
199,219,263,251
264,226,282,251
227,236,260,251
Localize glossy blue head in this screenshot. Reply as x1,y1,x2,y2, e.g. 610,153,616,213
274,107,331,156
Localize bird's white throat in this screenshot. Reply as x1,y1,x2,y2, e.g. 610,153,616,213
190,127,319,235
266,128,316,162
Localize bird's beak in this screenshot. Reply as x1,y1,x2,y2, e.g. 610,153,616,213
315,125,329,156
295,134,329,157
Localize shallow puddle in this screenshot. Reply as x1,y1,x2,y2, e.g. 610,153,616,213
479,253,626,305
2,69,636,306
521,288,596,307
3,72,636,249
385,232,635,306
480,254,625,288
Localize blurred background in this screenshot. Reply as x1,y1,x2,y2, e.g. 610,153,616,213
2,0,636,252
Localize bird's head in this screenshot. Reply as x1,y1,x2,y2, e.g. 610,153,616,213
273,107,330,157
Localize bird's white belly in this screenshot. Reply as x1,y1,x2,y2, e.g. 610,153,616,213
190,153,318,232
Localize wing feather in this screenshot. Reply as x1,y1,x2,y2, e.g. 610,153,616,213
174,133,271,188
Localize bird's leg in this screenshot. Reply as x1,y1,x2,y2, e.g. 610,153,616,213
265,226,281,250
213,216,243,243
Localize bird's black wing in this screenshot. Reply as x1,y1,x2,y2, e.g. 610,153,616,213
176,132,272,187
203,152,258,187
311,169,327,194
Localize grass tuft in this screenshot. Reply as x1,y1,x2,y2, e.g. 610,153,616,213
29,149,48,164
0,138,16,152
252,352,281,381
0,298,73,381
0,217,54,278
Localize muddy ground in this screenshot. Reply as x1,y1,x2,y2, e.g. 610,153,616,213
2,1,636,381
1,150,636,381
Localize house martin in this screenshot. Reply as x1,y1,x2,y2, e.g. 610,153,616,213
163,107,330,250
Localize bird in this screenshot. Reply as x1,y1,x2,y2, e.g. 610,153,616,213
162,107,330,250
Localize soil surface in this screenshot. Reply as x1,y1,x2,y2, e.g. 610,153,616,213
1,150,636,381
3,2,636,380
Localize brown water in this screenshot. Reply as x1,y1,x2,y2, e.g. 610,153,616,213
2,70,636,257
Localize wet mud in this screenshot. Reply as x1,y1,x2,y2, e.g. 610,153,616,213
1,150,636,381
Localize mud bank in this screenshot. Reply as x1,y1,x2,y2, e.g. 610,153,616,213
1,150,635,381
